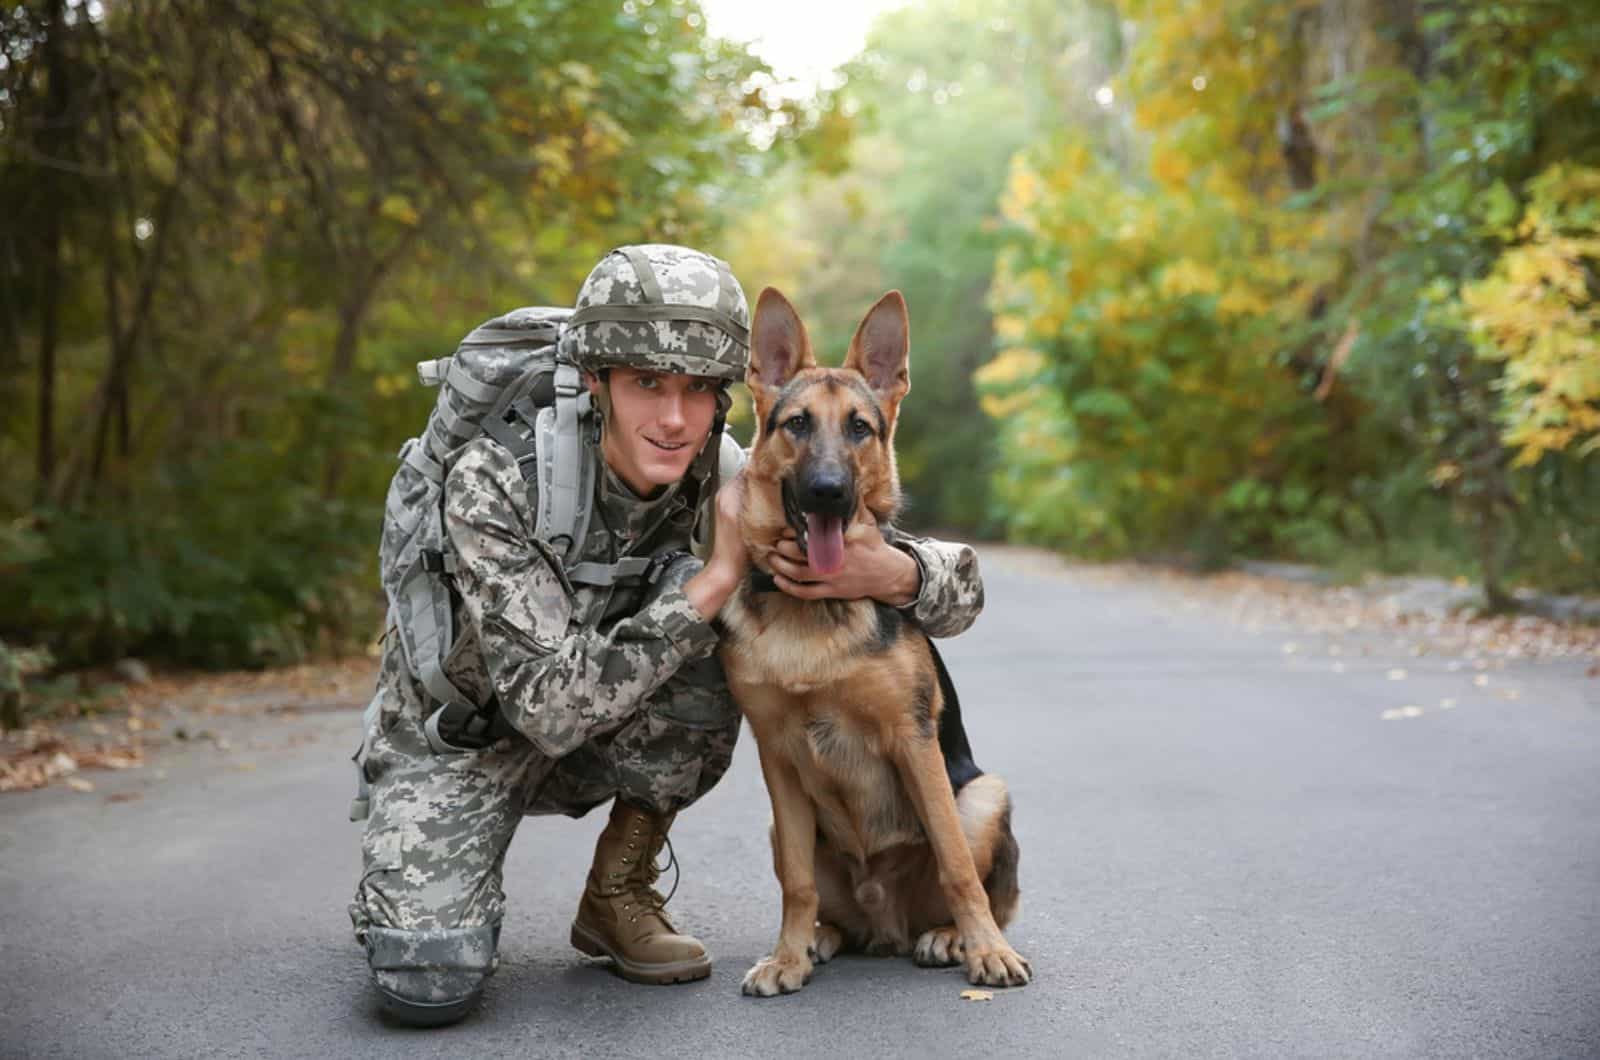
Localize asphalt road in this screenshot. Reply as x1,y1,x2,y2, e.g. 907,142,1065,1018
4,550,1598,1059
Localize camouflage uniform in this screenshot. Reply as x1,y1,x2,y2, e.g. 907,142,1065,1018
349,244,986,1020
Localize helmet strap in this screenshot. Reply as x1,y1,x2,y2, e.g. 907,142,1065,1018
590,371,612,443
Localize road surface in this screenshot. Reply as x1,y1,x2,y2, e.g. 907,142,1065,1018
5,549,1598,1058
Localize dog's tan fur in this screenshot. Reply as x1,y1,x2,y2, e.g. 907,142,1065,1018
720,288,1030,997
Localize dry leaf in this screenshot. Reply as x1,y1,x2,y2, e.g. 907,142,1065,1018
960,989,994,1002
1473,674,1490,687
1380,705,1424,721
65,777,95,793
106,791,143,804
1387,669,1408,681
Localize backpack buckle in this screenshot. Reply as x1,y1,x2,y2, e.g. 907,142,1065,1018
645,549,691,586
554,362,582,398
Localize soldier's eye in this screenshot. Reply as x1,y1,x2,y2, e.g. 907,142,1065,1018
635,375,659,390
688,379,712,393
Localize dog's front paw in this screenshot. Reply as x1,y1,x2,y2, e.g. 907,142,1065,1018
964,942,1032,988
913,926,964,967
741,953,814,997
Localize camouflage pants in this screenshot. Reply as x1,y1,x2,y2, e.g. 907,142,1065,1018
348,645,738,1009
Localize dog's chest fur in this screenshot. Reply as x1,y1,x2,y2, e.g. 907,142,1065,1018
720,590,928,861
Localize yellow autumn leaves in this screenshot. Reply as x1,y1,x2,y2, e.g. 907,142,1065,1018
1462,164,1600,465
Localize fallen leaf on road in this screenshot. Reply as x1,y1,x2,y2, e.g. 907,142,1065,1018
1387,669,1408,681
106,791,143,803
64,777,95,793
1473,674,1490,687
960,990,993,1002
1439,698,1457,710
77,746,143,770
1380,705,1424,721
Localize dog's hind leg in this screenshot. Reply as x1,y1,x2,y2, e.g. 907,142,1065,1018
813,837,865,963
813,923,844,964
911,773,1023,970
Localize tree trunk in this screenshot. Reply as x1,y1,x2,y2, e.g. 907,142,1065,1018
81,41,210,500
318,224,421,497
36,214,60,504
34,0,74,504
318,286,379,498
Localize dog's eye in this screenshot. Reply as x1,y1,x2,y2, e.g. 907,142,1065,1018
784,413,809,435
850,416,873,440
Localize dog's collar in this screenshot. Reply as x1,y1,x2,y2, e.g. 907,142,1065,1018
747,570,780,594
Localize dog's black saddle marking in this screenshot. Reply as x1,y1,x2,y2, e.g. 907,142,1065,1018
929,640,983,794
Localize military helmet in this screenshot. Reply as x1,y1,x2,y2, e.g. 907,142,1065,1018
559,244,750,383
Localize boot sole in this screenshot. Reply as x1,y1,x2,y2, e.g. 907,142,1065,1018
569,920,713,985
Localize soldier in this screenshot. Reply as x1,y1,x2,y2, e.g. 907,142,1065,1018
349,244,986,1026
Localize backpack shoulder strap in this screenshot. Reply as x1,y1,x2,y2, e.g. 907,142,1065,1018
483,365,671,590
535,361,593,564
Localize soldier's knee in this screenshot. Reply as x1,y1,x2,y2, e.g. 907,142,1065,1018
361,923,500,1028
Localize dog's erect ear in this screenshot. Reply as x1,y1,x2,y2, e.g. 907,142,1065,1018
748,288,815,402
843,290,910,412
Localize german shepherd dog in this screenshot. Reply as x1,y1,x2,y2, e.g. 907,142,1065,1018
719,288,1032,997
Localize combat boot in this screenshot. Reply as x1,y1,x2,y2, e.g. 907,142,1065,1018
569,799,712,984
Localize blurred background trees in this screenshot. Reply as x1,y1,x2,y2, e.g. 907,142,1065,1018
2,0,1596,678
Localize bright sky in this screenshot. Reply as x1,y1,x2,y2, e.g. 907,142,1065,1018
698,0,910,90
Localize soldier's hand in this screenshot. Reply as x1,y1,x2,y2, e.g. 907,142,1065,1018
685,472,750,622
709,471,750,583
770,518,921,607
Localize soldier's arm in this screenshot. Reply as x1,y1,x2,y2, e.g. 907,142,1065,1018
444,440,720,759
886,532,985,639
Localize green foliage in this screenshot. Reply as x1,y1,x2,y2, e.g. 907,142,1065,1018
9,438,379,668
4,0,1596,675
0,638,54,730
723,0,1090,531
1,0,808,668
980,0,1600,596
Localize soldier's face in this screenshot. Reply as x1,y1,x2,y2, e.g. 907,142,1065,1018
591,367,719,495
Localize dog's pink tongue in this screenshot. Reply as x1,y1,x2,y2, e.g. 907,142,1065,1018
805,513,846,575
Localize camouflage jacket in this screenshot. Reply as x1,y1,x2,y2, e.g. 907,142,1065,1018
432,435,985,760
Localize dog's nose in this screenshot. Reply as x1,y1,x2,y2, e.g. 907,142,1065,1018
800,468,852,514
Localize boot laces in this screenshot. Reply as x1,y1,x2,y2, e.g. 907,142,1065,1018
646,832,680,913
616,818,681,924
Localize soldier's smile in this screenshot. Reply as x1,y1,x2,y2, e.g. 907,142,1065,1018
589,366,719,495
